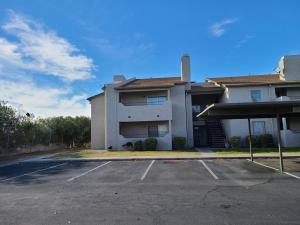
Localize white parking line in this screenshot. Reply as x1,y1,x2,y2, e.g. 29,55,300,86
247,159,300,180
246,159,279,171
199,160,219,180
284,172,300,179
1,163,67,181
141,160,155,180
67,161,111,182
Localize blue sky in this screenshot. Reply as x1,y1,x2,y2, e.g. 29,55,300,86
0,0,299,117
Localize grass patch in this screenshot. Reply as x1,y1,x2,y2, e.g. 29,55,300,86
0,148,68,161
213,147,300,154
52,149,200,159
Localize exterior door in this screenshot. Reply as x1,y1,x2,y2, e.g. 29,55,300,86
193,126,208,147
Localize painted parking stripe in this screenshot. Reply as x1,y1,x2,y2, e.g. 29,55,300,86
199,160,219,180
246,159,300,180
67,161,111,182
1,163,67,181
284,172,300,179
246,159,279,171
141,160,155,180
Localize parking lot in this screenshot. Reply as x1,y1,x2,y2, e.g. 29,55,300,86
0,158,300,225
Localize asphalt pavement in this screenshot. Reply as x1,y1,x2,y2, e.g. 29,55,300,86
0,159,300,225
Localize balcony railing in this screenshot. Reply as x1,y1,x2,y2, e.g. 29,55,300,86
121,100,167,106
117,101,172,122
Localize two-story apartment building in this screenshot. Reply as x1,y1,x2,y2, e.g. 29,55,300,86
88,54,300,150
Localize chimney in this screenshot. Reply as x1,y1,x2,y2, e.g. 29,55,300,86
113,75,126,83
181,54,191,82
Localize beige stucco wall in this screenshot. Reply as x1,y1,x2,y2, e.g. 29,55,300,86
170,85,188,140
105,84,119,149
90,94,105,149
220,85,277,143
280,55,300,81
117,101,172,122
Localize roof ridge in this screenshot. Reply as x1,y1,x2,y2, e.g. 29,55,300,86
208,73,279,80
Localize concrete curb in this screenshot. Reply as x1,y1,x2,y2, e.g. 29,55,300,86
26,155,300,163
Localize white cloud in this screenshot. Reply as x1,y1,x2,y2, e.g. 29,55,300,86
235,35,254,48
0,11,95,82
210,18,238,37
0,11,95,117
0,76,90,117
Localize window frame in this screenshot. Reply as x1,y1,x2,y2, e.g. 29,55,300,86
147,96,167,105
250,90,262,102
252,121,266,135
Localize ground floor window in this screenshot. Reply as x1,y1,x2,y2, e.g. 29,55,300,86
148,125,159,137
252,121,266,135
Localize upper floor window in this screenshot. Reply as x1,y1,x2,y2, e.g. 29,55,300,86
251,90,262,102
147,96,167,105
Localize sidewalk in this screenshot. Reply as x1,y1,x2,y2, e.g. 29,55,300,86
27,151,300,163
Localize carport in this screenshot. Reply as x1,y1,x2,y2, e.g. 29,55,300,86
197,100,300,173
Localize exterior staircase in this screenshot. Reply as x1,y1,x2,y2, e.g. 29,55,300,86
206,120,226,148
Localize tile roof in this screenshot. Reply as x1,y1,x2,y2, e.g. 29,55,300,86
208,74,281,84
207,74,300,86
115,76,186,89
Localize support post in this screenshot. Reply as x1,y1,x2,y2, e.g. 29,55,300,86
247,118,253,161
276,114,284,173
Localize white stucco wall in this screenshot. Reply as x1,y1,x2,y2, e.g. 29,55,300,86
90,94,106,149
220,85,278,143
170,85,188,141
280,55,300,81
105,84,119,149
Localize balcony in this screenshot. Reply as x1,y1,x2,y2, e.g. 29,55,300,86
117,100,172,122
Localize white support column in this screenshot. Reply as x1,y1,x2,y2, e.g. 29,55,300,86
276,114,284,173
282,117,287,130
247,118,254,161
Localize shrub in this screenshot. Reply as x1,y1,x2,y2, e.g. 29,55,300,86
228,136,241,148
122,142,133,150
144,138,158,151
260,134,274,147
246,135,260,148
172,137,186,150
133,140,143,151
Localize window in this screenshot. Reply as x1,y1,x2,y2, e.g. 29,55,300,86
192,105,201,113
147,96,167,105
252,121,266,135
148,125,159,137
158,124,168,136
251,90,262,102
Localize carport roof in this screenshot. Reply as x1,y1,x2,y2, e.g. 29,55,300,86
197,101,300,119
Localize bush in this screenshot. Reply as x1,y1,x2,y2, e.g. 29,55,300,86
246,135,260,148
228,136,241,148
260,134,273,147
172,137,186,150
144,138,158,151
122,142,133,150
133,140,143,151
